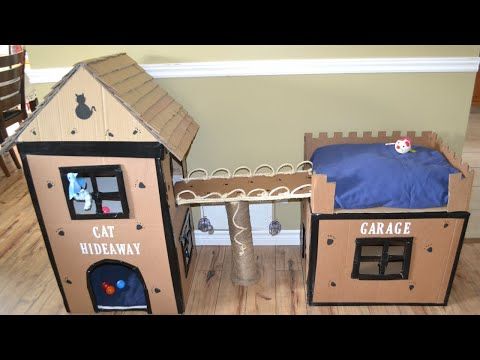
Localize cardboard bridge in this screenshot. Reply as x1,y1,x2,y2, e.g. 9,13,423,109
174,161,313,285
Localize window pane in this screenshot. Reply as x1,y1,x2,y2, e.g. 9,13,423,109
385,261,403,275
73,199,96,215
359,261,380,275
69,176,94,215
361,246,383,257
96,177,119,193
101,200,123,215
388,246,405,256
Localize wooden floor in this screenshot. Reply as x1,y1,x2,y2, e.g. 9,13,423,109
1,155,480,315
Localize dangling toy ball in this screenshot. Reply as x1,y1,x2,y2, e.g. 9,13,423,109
105,285,116,296
198,217,211,232
102,282,109,291
116,280,126,289
386,137,416,154
269,220,282,236
207,224,214,235
102,206,111,214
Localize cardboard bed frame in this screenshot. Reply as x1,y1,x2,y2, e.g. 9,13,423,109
302,131,474,305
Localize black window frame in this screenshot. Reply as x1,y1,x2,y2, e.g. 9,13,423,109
59,165,130,220
351,237,413,280
179,209,194,276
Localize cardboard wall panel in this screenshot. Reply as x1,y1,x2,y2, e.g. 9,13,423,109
27,154,179,314
311,217,464,304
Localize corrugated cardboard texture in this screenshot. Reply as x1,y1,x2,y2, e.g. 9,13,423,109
312,218,465,304
18,53,199,161
27,154,179,314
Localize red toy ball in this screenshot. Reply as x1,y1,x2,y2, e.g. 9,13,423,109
102,206,111,214
105,285,116,296
102,282,109,291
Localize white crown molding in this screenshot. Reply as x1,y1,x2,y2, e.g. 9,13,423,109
26,57,480,84
194,230,300,246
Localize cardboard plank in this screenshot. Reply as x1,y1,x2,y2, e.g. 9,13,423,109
130,86,168,115
111,73,154,96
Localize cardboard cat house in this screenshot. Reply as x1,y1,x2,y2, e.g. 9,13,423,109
301,132,473,306
4,52,475,313
13,53,199,314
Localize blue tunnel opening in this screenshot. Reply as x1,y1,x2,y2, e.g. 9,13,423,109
87,260,150,312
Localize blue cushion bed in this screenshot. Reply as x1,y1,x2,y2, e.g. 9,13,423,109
310,143,459,209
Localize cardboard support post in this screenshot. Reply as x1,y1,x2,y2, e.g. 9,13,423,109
225,201,260,286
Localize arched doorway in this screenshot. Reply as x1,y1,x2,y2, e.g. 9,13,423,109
87,259,151,313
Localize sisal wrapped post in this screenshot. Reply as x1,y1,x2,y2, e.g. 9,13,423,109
225,201,260,286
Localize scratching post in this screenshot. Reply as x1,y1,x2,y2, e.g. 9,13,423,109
225,201,260,286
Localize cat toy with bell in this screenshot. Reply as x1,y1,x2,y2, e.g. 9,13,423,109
198,206,214,234
386,137,416,154
269,203,282,236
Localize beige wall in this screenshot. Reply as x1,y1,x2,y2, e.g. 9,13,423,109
26,45,480,229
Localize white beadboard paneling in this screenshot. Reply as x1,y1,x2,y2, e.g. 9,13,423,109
26,56,480,84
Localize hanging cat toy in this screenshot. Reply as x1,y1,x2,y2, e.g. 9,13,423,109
385,137,416,154
67,173,93,211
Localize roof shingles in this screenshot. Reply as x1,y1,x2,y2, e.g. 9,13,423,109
84,53,199,160
8,53,198,160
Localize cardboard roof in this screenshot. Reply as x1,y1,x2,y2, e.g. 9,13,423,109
10,53,199,161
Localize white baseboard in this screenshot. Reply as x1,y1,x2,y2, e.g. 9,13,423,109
194,230,300,246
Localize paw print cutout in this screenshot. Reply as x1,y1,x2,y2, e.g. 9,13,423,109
134,180,146,189
326,234,336,247
424,243,433,253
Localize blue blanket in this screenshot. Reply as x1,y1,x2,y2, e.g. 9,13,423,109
310,143,459,209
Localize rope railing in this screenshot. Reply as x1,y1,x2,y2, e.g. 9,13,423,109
183,160,313,182
176,161,313,205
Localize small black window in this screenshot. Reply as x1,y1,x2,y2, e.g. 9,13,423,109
59,165,129,220
179,210,194,276
351,238,413,280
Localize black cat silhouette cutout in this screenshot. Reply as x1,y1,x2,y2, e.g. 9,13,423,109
75,93,96,120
